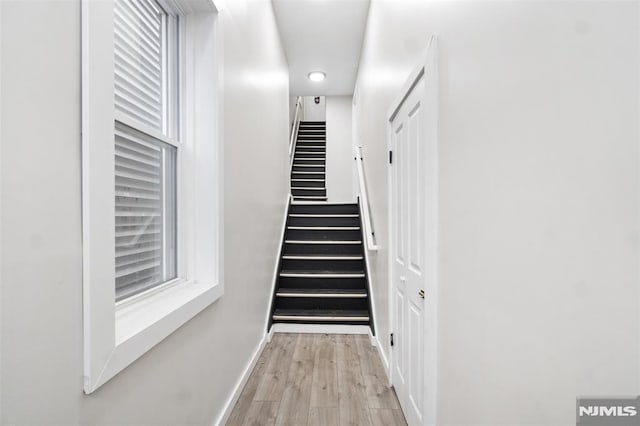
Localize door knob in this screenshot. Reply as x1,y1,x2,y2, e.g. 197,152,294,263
418,289,425,299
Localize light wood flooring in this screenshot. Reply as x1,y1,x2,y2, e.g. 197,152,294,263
227,333,406,426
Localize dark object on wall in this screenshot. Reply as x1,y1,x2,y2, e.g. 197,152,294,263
314,96,320,104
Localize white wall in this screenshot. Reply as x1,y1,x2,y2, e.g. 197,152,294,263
325,96,355,203
355,1,640,424
0,2,4,421
303,95,326,121
0,1,289,424
289,95,297,127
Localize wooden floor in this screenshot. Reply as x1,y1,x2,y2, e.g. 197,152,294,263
227,333,407,426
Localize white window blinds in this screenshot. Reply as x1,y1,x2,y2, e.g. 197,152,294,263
114,0,179,302
115,0,165,131
114,123,176,300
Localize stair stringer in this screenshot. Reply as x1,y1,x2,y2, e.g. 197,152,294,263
357,195,376,336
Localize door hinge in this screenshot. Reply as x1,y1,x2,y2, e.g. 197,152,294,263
389,150,393,164
390,332,394,347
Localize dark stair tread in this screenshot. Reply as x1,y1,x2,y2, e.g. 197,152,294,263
285,239,362,244
282,254,363,260
287,226,359,230
276,288,367,297
273,308,369,320
290,203,357,207
280,269,365,276
288,213,357,217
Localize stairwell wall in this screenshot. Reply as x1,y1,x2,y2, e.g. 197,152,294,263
325,95,355,203
355,0,640,424
0,0,289,424
303,95,326,121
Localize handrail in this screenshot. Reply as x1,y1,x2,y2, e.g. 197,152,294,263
289,96,303,167
355,145,378,251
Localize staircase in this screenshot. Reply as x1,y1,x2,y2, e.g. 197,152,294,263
269,202,374,330
291,121,327,201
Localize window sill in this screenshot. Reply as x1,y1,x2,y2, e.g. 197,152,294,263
89,281,223,392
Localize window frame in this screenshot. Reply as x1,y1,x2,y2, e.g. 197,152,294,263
81,0,223,394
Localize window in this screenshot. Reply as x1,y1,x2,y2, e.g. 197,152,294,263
113,0,179,301
82,0,223,394
114,122,177,300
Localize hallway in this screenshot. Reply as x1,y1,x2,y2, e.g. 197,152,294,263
2,0,640,425
227,334,406,426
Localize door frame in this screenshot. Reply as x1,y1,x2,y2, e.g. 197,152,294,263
386,35,439,426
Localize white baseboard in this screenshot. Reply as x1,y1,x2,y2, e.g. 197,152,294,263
367,326,377,346
213,333,267,426
374,334,391,385
367,330,391,385
271,323,371,335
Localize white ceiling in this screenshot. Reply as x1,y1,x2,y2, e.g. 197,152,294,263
272,0,371,96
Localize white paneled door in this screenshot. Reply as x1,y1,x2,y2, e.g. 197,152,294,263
390,75,426,426
388,36,438,426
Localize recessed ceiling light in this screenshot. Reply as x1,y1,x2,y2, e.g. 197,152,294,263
308,71,326,82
